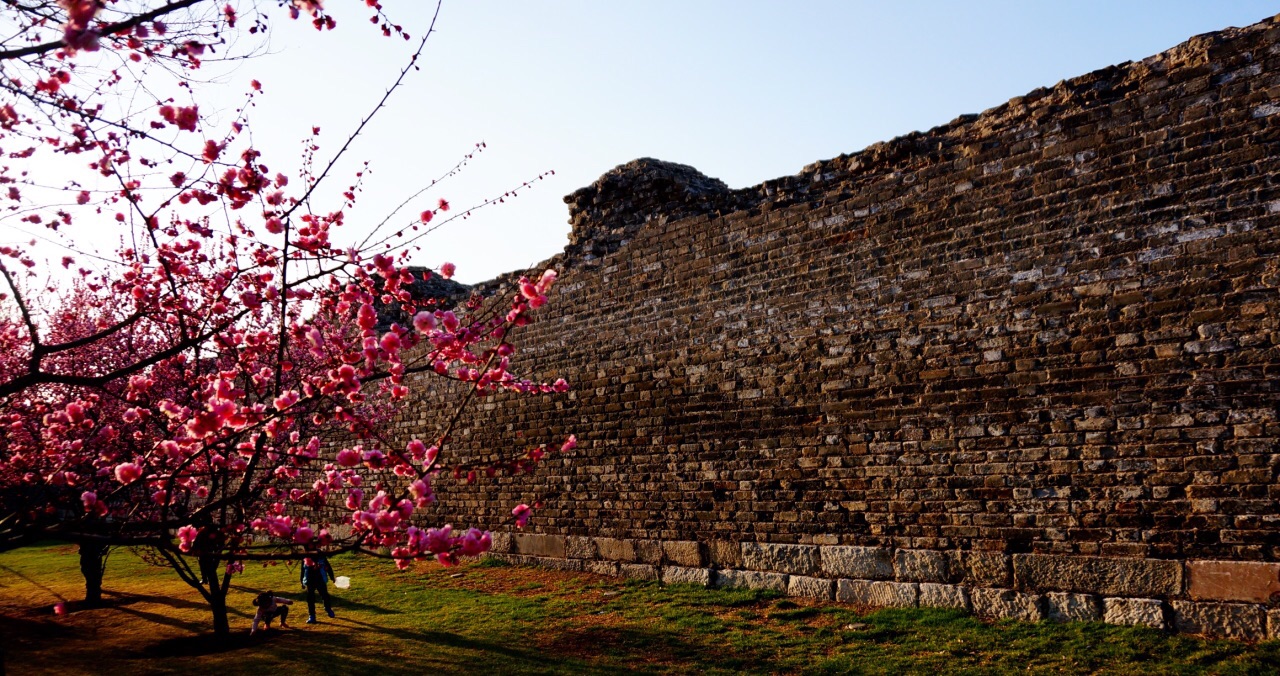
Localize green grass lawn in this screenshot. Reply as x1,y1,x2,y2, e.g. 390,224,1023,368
2,543,1278,675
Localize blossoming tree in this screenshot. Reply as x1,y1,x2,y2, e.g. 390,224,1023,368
0,0,566,638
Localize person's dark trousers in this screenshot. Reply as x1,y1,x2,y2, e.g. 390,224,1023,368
307,578,333,618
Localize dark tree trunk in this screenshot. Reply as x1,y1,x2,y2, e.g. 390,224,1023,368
78,541,106,607
210,591,230,640
201,555,231,641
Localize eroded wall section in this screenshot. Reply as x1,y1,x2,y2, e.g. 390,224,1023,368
398,16,1280,637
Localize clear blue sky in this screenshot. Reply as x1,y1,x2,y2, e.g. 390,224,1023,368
243,1,1279,283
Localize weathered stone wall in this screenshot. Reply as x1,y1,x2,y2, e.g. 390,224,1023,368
398,15,1280,637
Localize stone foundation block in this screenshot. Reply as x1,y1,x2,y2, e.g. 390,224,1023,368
596,538,637,562
971,588,1044,622
1103,598,1165,629
1045,592,1101,623
565,536,596,560
489,531,513,554
1268,609,1280,640
919,583,969,610
1013,554,1182,598
946,551,1011,587
619,563,660,581
741,543,820,575
836,580,919,608
1171,600,1266,641
787,575,835,600
708,541,742,569
821,546,893,580
895,549,948,583
586,561,620,577
513,533,565,559
662,540,704,568
635,540,664,565
713,569,790,593
662,566,711,587
1187,561,1280,603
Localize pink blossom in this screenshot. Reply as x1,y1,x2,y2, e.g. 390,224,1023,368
53,602,67,616
440,262,455,279
412,311,436,333
80,491,97,510
335,448,361,467
457,528,491,557
114,462,142,484
176,525,198,552
423,525,452,554
440,311,459,332
374,510,400,531
561,435,578,452
406,439,427,460
273,390,299,410
536,269,558,294
409,479,433,502
362,448,386,469
512,503,531,529
294,526,315,544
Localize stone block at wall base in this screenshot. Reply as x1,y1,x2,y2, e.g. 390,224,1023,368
1187,561,1280,603
619,563,660,581
663,541,704,568
565,536,596,560
1102,598,1165,629
586,561,620,577
1268,609,1280,640
634,540,664,565
895,550,948,583
836,580,919,608
788,575,835,600
708,541,742,569
919,583,969,610
1045,592,1101,623
822,546,893,580
489,532,513,555
713,569,790,593
1171,601,1266,641
513,533,566,559
662,566,711,587
946,551,1011,587
1013,554,1181,598
596,538,637,562
741,543,820,576
971,588,1044,622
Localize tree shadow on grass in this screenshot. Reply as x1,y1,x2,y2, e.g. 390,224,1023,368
102,589,209,612
541,623,737,673
112,604,210,634
137,615,605,675
0,564,69,602
336,615,539,660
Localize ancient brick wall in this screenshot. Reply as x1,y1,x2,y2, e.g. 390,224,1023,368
395,15,1280,637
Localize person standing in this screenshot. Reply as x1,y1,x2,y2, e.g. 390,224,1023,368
300,553,337,624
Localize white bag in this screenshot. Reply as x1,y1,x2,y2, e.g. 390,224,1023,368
334,576,351,589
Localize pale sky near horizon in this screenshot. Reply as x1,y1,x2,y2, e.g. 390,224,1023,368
12,2,1280,285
